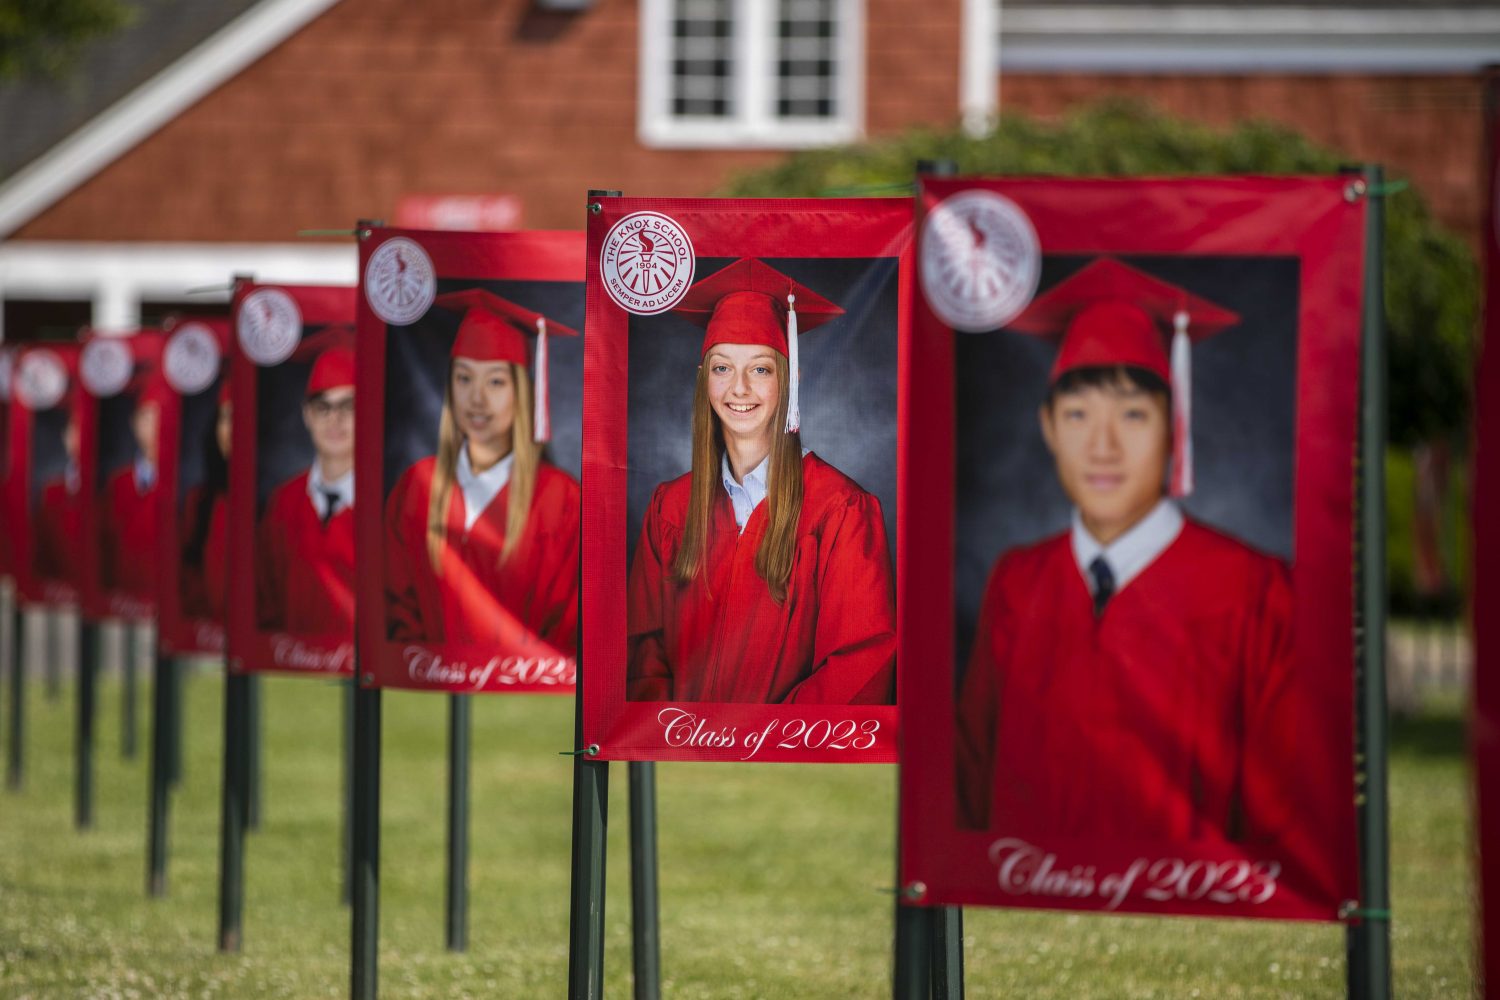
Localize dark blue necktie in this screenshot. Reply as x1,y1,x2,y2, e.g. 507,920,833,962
321,490,340,530
1090,556,1115,617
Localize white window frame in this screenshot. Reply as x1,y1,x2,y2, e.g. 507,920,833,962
639,0,865,149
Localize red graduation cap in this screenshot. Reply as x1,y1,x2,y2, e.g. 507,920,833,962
296,326,357,398
671,258,844,434
1008,258,1240,498
432,289,579,443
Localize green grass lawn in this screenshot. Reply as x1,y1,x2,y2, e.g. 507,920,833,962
0,670,1475,998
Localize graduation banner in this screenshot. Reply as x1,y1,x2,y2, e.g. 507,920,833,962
6,344,84,607
899,177,1364,921
581,197,910,763
226,281,358,676
0,346,12,583
355,227,584,693
157,316,233,657
77,331,168,623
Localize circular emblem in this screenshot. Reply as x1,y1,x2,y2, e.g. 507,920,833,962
920,190,1042,332
364,236,437,325
79,337,134,397
237,287,303,367
164,322,223,395
0,349,13,402
15,349,69,410
600,212,696,315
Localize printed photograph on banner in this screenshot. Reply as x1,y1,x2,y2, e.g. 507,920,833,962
355,228,585,694
226,282,358,676
86,332,166,621
15,346,83,605
625,257,898,706
157,317,232,655
582,199,911,764
900,177,1364,921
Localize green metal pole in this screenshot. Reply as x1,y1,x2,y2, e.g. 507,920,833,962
445,694,471,952
44,608,60,702
1346,163,1393,1000
147,650,172,896
245,673,261,829
628,761,661,1000
5,600,22,791
122,622,139,760
930,907,963,998
892,903,934,999
341,676,354,905
350,675,381,1000
217,668,249,950
75,620,98,829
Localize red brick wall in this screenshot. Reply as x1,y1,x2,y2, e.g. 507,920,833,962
1002,73,1487,248
14,0,961,242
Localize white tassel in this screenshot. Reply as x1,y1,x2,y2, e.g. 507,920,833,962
533,317,550,443
785,292,800,434
1170,309,1192,498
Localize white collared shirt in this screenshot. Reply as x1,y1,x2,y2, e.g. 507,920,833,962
1071,499,1185,596
721,452,770,533
456,443,513,533
134,456,157,492
307,460,354,521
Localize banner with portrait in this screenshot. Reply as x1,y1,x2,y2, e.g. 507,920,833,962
355,227,584,693
0,345,16,583
155,316,233,657
78,331,167,623
582,198,911,763
5,344,84,607
226,281,358,676
898,177,1364,920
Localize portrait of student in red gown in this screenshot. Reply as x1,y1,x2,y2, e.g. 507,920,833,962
34,389,85,591
954,258,1296,845
384,290,581,655
181,381,230,621
256,333,356,633
99,369,171,608
626,258,897,705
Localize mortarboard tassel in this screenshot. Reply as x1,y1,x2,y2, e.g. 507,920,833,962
785,292,800,434
1170,308,1192,498
533,317,550,443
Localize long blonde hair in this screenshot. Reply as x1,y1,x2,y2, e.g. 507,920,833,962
426,361,539,571
671,352,804,602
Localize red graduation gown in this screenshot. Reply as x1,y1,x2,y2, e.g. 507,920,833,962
627,452,895,704
36,478,85,585
180,487,227,620
956,519,1295,844
384,457,581,655
255,470,355,633
103,466,159,600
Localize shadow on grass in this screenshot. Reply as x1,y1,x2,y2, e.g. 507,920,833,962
1389,705,1467,759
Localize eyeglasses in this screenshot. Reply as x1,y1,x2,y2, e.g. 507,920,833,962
307,397,355,420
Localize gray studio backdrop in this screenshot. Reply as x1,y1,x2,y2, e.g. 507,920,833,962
954,254,1300,672
624,255,900,565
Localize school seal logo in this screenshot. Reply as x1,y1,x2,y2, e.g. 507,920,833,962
15,349,68,410
600,212,695,315
164,322,223,395
920,190,1041,333
79,336,134,397
237,288,302,367
364,237,436,325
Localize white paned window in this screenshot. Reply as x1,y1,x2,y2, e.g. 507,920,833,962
641,0,863,148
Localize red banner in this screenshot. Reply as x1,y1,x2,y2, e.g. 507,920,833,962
581,197,911,763
226,281,357,676
156,316,232,656
77,331,166,622
5,344,83,607
354,227,584,694
1474,66,1500,999
899,176,1363,921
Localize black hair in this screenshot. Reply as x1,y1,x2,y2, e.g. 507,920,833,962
183,397,229,568
1046,365,1171,412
